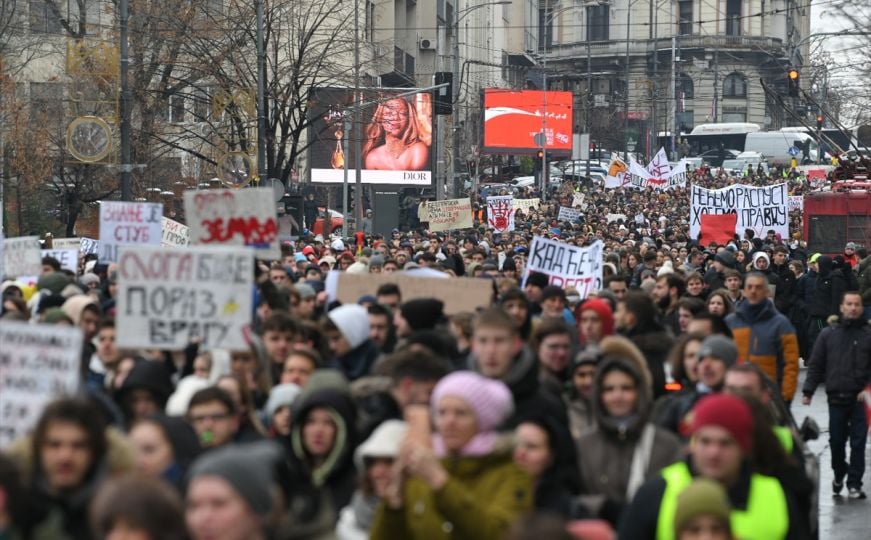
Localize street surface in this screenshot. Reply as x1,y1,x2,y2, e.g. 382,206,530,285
793,367,869,539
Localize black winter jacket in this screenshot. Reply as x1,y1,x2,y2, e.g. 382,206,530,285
802,316,871,404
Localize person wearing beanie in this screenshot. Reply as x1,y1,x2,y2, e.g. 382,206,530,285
704,250,734,291
673,479,731,540
575,297,615,347
725,272,799,403
324,304,378,381
370,371,533,539
336,420,408,539
576,336,681,526
186,441,283,540
619,393,809,540
564,345,602,440
524,272,550,311
368,254,385,273
264,383,302,438
395,298,445,338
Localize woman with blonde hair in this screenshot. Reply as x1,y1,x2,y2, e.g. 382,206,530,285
363,96,430,170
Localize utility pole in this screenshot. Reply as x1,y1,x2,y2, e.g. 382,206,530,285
256,0,267,182
623,4,630,161
353,0,363,232
585,36,591,180
119,0,132,201
451,4,461,201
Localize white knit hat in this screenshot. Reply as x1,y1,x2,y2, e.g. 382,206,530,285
327,304,370,349
166,375,211,417
265,383,302,423
354,420,408,469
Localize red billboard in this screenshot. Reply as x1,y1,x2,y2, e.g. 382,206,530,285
483,89,573,154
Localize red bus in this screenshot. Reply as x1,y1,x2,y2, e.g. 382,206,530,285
804,181,871,254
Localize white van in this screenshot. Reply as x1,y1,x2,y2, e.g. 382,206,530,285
744,132,819,166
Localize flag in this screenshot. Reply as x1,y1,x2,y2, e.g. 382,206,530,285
699,213,738,246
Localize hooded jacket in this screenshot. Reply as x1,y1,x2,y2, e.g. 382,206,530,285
329,339,380,382
576,350,681,524
858,255,871,306
802,315,871,404
622,321,672,399
808,256,847,318
114,360,174,421
726,299,800,401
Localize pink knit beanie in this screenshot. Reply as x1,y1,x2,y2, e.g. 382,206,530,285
431,371,514,431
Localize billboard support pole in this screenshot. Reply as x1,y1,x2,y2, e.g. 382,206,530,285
342,117,350,238
353,0,363,235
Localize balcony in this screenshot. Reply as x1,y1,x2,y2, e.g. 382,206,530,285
547,35,784,62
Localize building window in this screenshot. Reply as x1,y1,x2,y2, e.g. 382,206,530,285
676,73,694,99
722,108,746,122
723,72,747,98
364,1,375,42
538,7,554,49
678,0,693,35
586,4,609,41
171,95,185,124
30,0,63,34
30,82,64,125
676,111,694,132
726,0,741,36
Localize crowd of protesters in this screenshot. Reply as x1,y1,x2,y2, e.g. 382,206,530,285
0,164,869,540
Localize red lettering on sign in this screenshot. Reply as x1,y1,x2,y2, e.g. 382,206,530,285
201,217,278,247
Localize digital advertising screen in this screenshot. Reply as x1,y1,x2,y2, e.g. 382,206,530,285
309,88,433,185
482,89,573,154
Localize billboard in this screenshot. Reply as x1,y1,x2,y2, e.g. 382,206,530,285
483,89,573,154
309,88,433,185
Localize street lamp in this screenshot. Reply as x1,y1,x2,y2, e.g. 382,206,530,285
452,1,511,201
623,0,643,161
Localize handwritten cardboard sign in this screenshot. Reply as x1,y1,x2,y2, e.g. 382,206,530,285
690,183,788,239
3,236,42,278
52,237,82,251
523,236,604,299
512,198,540,213
788,196,804,213
98,201,163,263
183,188,279,260
0,322,83,448
487,195,515,233
418,198,473,232
161,217,191,247
334,272,492,315
41,249,78,272
557,206,582,222
116,245,254,351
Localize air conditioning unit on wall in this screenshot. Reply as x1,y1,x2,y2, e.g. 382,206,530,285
419,36,436,50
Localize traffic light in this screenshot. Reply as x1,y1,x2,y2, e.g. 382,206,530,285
816,114,824,129
787,69,800,97
536,150,544,160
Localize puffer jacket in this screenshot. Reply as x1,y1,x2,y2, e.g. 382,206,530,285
576,355,682,525
726,298,800,401
802,315,871,404
370,441,533,540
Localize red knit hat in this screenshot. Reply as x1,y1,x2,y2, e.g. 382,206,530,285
690,394,754,454
575,298,615,337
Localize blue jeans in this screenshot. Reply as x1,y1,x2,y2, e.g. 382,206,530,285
828,401,868,489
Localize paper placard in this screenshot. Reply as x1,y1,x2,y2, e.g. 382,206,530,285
690,183,788,240
0,322,83,447
512,198,540,213
333,272,492,315
487,195,515,233
523,236,604,299
98,201,163,263
418,198,474,232
557,206,582,222
183,188,280,259
161,217,191,247
3,236,41,278
52,237,82,251
788,196,804,212
41,249,78,272
116,245,254,351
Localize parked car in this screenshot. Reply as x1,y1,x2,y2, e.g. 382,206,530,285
696,148,741,167
722,151,769,175
311,208,344,236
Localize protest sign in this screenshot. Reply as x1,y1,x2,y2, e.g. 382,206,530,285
604,154,629,188
184,188,280,260
557,206,581,222
81,237,99,255
622,158,689,190
116,245,254,351
647,147,671,177
418,198,473,232
0,322,83,447
512,198,540,213
52,237,82,251
572,192,585,208
333,272,492,314
487,195,515,233
524,236,604,298
41,249,78,272
606,213,627,224
98,201,163,263
690,183,788,240
788,196,804,213
162,217,191,247
3,236,41,278
699,213,738,246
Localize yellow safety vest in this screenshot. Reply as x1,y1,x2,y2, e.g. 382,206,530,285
655,462,789,540
773,426,794,454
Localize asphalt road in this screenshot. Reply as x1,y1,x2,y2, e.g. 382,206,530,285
793,367,870,540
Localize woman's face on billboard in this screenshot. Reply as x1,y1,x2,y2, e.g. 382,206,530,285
382,98,409,136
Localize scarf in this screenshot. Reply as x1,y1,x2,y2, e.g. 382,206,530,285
432,431,500,458
351,491,379,531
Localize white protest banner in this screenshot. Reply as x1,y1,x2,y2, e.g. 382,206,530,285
607,213,627,224
604,153,629,189
572,192,585,208
41,249,78,272
788,196,804,213
418,198,473,232
98,201,163,263
623,158,688,190
184,188,280,260
3,236,41,277
525,236,604,298
0,322,83,447
116,245,254,351
487,195,515,233
511,198,540,213
81,237,99,255
52,237,82,250
161,217,191,247
690,183,788,240
332,272,492,315
557,206,581,222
